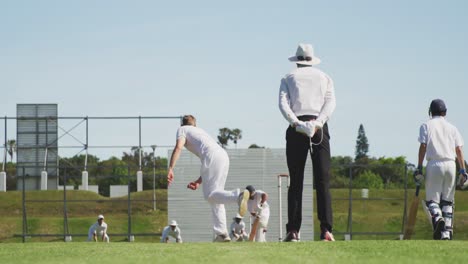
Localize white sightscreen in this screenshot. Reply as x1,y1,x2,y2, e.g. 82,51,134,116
168,148,314,242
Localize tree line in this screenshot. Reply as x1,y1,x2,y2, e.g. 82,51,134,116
1,124,422,192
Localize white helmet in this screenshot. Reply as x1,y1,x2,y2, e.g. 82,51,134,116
98,215,104,220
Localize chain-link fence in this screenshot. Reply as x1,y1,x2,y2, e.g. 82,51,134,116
15,164,167,242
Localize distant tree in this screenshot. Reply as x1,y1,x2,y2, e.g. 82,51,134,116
7,139,16,162
355,124,369,160
230,129,242,149
248,144,265,149
217,128,232,148
354,170,383,189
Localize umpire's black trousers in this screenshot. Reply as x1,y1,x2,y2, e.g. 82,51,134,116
285,118,333,234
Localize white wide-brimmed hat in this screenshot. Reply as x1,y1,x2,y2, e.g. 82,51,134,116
170,220,178,226
233,213,243,220
98,215,104,220
288,43,321,65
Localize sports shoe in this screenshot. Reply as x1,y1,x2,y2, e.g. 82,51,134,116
238,189,249,217
213,234,231,242
433,218,445,240
283,231,298,242
321,231,335,242
441,231,450,240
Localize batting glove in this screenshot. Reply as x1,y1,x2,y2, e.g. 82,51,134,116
458,169,468,189
413,165,424,186
256,205,263,216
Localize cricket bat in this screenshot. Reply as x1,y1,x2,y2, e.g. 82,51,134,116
403,185,420,240
249,217,260,241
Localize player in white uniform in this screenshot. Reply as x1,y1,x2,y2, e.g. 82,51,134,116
245,185,270,242
161,220,183,243
230,214,248,242
414,99,467,240
87,214,109,242
167,115,250,242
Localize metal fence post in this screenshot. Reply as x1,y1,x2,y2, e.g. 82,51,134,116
127,165,132,242
22,166,26,243
347,165,353,240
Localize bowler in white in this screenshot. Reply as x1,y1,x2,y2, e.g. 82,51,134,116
167,115,249,242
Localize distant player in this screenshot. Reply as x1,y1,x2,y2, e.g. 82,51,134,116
230,214,249,242
167,115,250,242
414,99,467,240
161,220,183,243
88,214,109,242
245,185,270,242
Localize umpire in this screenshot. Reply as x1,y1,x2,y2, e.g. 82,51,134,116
278,43,336,242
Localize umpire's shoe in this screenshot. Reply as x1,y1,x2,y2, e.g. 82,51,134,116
320,231,335,242
283,231,299,242
433,218,445,240
238,190,249,217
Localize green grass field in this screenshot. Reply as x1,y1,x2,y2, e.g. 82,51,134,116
0,241,466,264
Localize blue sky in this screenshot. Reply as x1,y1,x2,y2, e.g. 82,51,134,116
1,0,467,164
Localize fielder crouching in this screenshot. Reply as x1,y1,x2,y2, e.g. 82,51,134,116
414,99,467,240
230,214,249,242
88,214,109,243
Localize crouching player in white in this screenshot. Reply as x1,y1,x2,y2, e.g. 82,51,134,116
415,99,467,240
88,214,109,242
246,185,270,242
230,214,249,242
161,220,183,243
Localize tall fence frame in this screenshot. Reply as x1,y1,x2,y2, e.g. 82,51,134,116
1,115,181,242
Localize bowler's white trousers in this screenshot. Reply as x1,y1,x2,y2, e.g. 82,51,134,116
201,148,240,236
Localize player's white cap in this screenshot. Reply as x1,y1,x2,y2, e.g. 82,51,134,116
98,214,104,220
170,220,178,226
234,213,243,219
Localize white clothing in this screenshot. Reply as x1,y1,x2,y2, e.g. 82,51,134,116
160,225,182,243
88,221,109,242
247,190,270,242
418,116,464,161
230,220,248,241
177,126,223,160
176,126,240,236
279,66,336,126
418,116,464,203
425,160,456,203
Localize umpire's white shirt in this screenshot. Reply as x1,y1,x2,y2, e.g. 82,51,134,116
418,116,464,161
279,66,336,126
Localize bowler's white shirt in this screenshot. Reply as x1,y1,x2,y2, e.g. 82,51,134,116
230,221,246,234
279,66,336,126
161,226,181,240
89,222,107,235
177,126,223,160
418,116,464,161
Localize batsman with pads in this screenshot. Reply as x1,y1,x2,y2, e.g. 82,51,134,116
414,99,467,240
245,185,270,242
